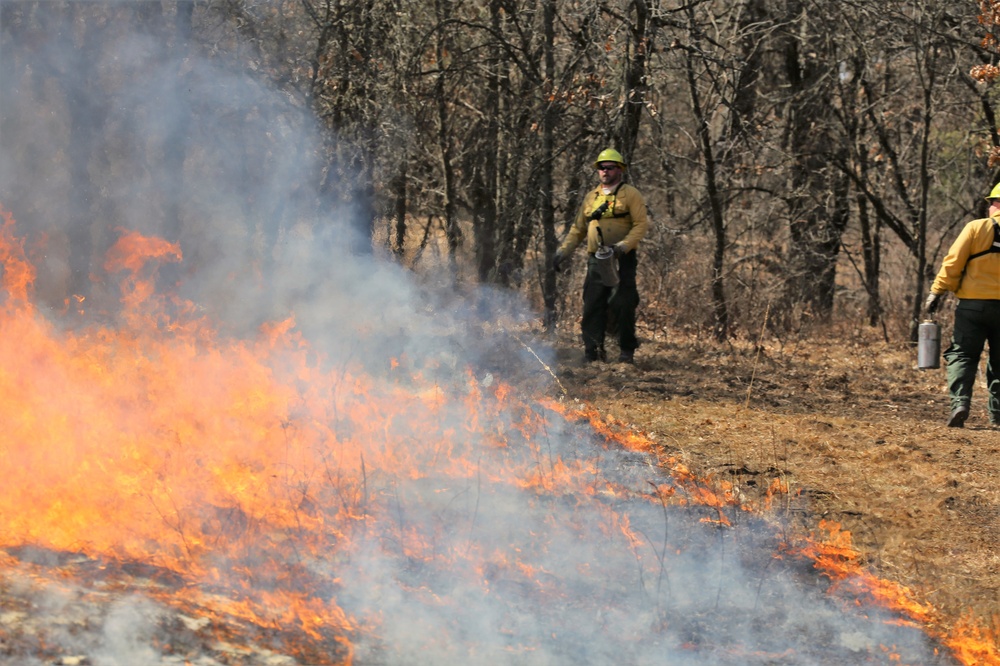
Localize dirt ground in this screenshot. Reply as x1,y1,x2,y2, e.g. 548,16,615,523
546,323,1000,654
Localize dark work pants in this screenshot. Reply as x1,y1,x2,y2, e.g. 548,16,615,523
944,299,1000,420
582,250,639,355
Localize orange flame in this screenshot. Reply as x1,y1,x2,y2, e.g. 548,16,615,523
3,205,693,660
784,520,1000,665
0,205,35,304
0,203,997,664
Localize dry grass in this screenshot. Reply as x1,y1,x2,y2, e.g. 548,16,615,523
546,322,1000,646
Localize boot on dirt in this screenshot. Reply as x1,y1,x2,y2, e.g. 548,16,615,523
947,405,970,428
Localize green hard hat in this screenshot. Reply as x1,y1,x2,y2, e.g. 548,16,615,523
987,182,1000,200
593,148,627,169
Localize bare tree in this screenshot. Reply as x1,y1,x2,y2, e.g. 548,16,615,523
2,0,995,339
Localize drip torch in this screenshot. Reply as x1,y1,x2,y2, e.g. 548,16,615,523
917,319,941,370
592,209,619,288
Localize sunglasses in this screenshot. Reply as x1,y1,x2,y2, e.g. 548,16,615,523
597,164,619,171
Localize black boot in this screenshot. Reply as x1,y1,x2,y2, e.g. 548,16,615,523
947,405,970,428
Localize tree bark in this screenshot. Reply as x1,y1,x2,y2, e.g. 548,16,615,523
541,0,558,328
683,42,729,340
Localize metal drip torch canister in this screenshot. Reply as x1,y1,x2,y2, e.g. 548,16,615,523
917,320,941,370
593,245,620,287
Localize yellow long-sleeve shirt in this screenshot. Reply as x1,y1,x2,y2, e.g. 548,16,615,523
559,183,649,255
931,212,1000,299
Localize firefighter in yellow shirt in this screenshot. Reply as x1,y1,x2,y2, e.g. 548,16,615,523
925,183,1000,427
553,149,649,363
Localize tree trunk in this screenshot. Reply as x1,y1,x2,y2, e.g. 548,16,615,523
434,0,459,266
162,1,195,247
472,0,503,283
392,158,408,258
541,0,558,328
684,43,728,340
65,5,109,300
858,193,882,327
780,2,846,323
619,0,651,160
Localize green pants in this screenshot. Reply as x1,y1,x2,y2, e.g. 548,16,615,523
944,299,1000,419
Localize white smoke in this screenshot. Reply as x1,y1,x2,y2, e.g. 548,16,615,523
93,598,162,666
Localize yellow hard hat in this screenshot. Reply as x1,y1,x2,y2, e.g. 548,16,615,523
594,148,627,170
988,183,1000,200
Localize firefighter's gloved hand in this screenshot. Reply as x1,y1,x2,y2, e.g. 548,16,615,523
589,202,609,220
924,292,943,314
553,250,565,272
613,243,627,258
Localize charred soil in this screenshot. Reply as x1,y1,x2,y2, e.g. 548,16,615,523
546,324,1000,648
